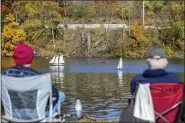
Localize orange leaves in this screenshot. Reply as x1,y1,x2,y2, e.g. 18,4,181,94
95,1,118,10
2,3,13,15
60,8,68,17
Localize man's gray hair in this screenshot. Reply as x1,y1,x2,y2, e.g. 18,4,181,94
147,58,168,69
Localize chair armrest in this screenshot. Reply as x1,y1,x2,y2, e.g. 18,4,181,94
57,92,61,115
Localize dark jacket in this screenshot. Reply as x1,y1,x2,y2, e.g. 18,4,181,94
130,69,181,94
2,65,59,110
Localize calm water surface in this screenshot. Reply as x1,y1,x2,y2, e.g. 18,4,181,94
2,57,184,120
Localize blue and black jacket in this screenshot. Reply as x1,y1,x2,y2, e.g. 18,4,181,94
130,69,181,94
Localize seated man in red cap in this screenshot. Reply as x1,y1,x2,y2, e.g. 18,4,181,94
2,42,65,117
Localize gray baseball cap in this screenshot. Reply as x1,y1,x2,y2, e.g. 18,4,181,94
148,48,167,59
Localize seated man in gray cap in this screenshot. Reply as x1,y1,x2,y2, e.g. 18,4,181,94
120,48,183,122
130,48,181,94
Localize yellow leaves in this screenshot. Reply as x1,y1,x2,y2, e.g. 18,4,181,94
169,2,184,21
12,29,26,44
4,42,14,49
131,22,148,44
171,3,181,14
3,13,15,23
2,13,26,56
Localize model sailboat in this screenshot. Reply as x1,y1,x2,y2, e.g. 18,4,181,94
117,57,123,70
101,56,106,63
49,54,65,66
49,56,56,64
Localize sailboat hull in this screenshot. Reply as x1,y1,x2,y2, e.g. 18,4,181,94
117,68,123,70
50,63,64,66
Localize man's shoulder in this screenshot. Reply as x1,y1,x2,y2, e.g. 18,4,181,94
2,66,16,75
131,73,147,83
25,67,41,74
165,72,181,81
166,72,179,76
2,65,41,77
132,73,144,80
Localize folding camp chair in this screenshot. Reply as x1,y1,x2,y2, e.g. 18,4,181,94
1,73,61,122
124,82,184,123
150,83,184,123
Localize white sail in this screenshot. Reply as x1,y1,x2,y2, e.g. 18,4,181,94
59,54,65,64
49,56,56,64
117,57,123,70
54,55,59,64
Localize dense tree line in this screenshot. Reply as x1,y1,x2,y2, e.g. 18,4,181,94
1,1,184,58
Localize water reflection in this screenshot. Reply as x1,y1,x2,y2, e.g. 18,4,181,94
117,70,125,99
50,65,65,88
61,73,133,120
117,70,123,87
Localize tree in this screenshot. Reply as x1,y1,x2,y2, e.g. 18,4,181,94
15,1,63,54
2,13,26,56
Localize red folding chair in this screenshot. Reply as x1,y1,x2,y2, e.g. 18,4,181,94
150,83,184,123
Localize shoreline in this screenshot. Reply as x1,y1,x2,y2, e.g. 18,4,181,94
2,56,185,59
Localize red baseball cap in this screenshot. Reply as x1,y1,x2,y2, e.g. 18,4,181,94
13,42,34,65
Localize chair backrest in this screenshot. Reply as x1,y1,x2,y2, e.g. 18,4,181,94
150,83,184,123
2,73,52,120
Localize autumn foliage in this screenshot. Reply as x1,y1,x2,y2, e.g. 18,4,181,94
2,14,26,56
1,1,184,58
131,22,148,46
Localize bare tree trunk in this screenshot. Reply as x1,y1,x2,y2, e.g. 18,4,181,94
82,0,86,44
63,30,65,51
100,1,102,21
63,1,66,51
52,29,56,52
87,32,91,51
128,8,131,35
13,7,18,22
15,12,18,22
81,31,85,42
106,11,110,42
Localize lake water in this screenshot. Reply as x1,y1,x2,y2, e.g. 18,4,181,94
1,57,184,120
